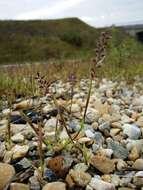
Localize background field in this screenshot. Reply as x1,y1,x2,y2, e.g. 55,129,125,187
0,18,143,98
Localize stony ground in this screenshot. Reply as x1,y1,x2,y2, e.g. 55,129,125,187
0,78,143,190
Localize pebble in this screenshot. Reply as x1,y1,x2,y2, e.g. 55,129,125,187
107,138,128,159
133,171,143,187
47,156,72,178
90,155,115,174
73,163,88,172
128,146,139,161
11,133,25,143
10,183,29,190
122,124,141,140
0,163,15,189
85,108,100,124
68,169,91,187
44,168,58,182
42,182,66,190
44,118,57,132
85,129,95,138
132,159,143,170
99,122,111,136
12,145,29,160
14,158,31,172
94,132,104,145
89,177,115,190
136,116,143,127
29,176,41,190
13,99,39,110
70,104,81,113
116,159,127,171
3,151,13,163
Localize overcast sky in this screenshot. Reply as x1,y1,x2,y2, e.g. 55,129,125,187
0,0,143,27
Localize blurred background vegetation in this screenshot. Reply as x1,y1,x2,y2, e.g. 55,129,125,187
0,17,143,98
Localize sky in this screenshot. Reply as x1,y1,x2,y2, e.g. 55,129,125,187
0,0,143,27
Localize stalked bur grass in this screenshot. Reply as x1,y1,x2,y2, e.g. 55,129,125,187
73,31,111,141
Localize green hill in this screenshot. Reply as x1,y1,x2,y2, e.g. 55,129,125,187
0,17,142,64
0,18,99,63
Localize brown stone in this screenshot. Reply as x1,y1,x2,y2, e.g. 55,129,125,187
47,156,72,177
42,182,66,190
0,163,15,189
90,155,115,174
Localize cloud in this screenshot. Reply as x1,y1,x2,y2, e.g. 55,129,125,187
16,0,85,20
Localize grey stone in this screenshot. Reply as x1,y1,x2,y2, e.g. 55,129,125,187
122,124,141,140
107,138,128,159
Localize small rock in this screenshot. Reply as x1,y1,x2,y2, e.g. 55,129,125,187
89,177,115,190
85,129,95,138
111,122,122,129
122,124,141,140
116,159,127,171
85,108,100,124
60,130,69,140
92,122,98,130
70,104,81,113
42,182,66,190
14,158,31,172
101,174,111,183
94,132,104,145
78,137,93,144
47,156,72,177
126,139,143,153
92,143,100,153
99,148,113,158
107,138,128,159
44,118,57,132
68,169,91,187
11,133,25,143
0,142,6,159
90,155,115,174
136,116,143,127
29,176,41,190
73,163,88,172
133,171,143,187
132,159,143,170
65,173,75,188
13,99,39,110
99,122,110,136
111,175,120,187
0,163,15,189
3,151,13,163
128,146,139,161
69,120,80,132
110,128,121,137
10,183,29,190
44,168,58,182
12,145,29,159
120,176,132,187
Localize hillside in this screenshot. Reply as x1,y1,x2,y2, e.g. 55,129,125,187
0,18,99,63
0,17,142,64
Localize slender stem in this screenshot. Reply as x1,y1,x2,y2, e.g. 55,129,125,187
73,78,93,140
69,85,74,116
38,122,44,177
55,117,59,141
83,78,93,122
